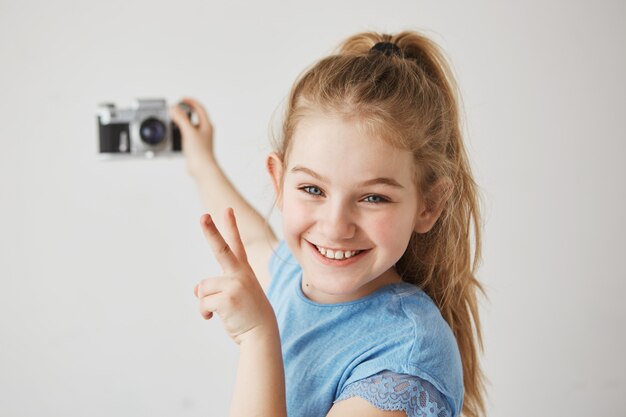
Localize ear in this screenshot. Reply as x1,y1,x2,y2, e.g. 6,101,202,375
266,152,284,211
413,176,454,234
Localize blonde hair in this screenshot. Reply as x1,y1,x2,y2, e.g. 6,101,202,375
269,30,488,417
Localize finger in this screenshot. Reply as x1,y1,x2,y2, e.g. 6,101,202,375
195,277,230,320
169,105,194,135
224,208,248,264
194,276,230,299
199,294,221,320
198,296,216,320
200,213,240,273
180,97,211,130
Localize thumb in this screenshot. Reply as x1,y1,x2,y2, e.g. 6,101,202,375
169,105,193,135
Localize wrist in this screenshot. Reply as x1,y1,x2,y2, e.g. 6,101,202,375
189,157,219,181
239,320,280,348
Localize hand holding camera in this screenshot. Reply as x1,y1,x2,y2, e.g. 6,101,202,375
168,97,216,179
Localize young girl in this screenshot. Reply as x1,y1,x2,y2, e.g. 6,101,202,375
170,30,487,417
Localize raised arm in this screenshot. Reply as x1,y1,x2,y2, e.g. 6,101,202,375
170,97,279,291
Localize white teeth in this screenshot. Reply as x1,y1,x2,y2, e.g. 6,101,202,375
314,244,361,260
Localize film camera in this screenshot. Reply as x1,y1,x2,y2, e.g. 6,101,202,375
97,98,193,159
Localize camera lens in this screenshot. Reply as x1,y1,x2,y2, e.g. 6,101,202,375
139,118,166,145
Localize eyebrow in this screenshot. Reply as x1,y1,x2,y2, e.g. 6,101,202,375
290,165,405,189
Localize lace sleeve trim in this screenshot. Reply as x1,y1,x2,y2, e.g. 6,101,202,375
334,369,452,417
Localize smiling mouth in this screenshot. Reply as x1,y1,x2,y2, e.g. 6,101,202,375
307,241,369,261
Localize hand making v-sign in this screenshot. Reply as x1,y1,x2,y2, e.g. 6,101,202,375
194,208,278,346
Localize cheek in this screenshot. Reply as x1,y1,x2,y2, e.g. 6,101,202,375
366,210,415,251
281,194,311,235
367,215,397,242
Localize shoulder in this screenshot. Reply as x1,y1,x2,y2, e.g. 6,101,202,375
343,285,464,416
393,286,461,368
400,287,464,417
379,285,460,366
392,284,447,328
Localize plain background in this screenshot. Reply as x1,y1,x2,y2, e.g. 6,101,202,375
1,0,625,416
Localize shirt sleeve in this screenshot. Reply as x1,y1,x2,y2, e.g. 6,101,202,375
334,369,453,417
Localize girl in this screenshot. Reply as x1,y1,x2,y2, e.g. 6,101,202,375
170,30,487,417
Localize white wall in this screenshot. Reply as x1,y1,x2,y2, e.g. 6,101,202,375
1,1,624,416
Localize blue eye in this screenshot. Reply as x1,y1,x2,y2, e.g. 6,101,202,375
301,186,323,196
363,195,388,204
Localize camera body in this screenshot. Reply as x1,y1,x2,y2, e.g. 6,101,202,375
97,98,191,159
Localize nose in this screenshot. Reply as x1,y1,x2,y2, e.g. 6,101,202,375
318,199,356,242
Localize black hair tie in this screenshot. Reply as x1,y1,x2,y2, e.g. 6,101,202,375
370,42,402,58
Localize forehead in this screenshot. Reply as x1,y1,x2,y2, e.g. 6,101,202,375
287,114,415,183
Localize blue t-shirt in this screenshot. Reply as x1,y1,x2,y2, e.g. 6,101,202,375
267,240,464,417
